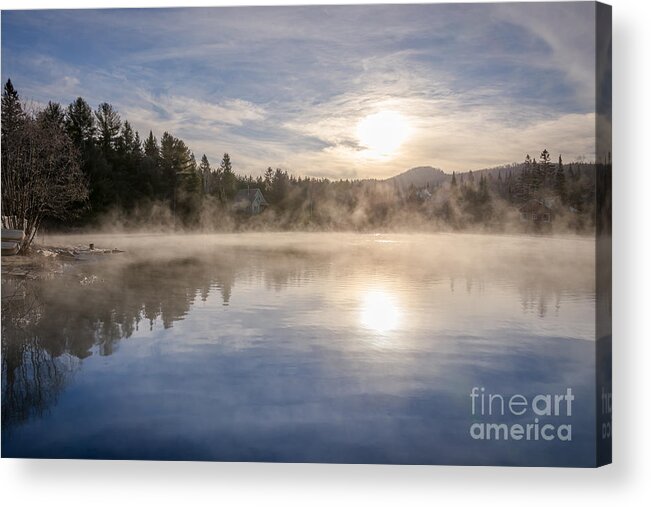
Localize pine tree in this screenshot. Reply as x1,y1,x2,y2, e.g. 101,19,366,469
95,102,121,154
451,171,457,187
531,157,542,193
220,153,232,173
65,97,95,147
540,149,554,187
271,168,290,206
1,79,25,138
264,167,274,194
220,153,236,201
39,101,66,129
517,154,534,201
133,131,143,157
143,130,159,158
540,149,551,165
159,132,201,223
160,132,194,174
199,154,211,172
199,154,211,193
119,120,136,154
555,155,567,203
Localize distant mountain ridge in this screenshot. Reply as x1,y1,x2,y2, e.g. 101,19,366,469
385,159,593,190
384,166,448,190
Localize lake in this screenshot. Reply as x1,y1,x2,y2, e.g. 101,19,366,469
1,232,597,465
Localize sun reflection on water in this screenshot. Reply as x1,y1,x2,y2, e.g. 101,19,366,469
360,289,401,333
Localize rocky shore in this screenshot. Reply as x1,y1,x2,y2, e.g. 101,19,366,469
1,244,124,279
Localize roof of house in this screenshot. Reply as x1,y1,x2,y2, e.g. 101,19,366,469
519,199,552,213
234,188,268,206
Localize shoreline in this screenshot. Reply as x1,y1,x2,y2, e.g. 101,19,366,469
1,244,124,279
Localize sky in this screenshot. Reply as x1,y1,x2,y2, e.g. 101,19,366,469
1,3,598,179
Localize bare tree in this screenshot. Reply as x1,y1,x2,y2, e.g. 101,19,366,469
2,84,88,252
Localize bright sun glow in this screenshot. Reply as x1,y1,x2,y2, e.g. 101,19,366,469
360,289,401,333
356,110,411,158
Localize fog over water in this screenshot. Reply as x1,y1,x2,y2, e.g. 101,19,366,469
2,232,597,465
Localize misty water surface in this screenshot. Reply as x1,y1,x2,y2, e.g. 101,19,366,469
1,232,597,465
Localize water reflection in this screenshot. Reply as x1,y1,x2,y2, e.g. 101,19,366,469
360,289,402,334
2,233,598,465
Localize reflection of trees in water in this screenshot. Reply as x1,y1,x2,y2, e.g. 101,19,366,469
449,274,567,318
1,279,80,433
1,248,327,432
2,244,591,433
37,255,242,350
518,281,564,318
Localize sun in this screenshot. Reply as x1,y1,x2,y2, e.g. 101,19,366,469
356,110,411,158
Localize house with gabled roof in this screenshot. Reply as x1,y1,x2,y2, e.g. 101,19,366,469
233,188,268,215
519,199,552,224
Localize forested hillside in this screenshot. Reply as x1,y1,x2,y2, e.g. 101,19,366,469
2,80,603,236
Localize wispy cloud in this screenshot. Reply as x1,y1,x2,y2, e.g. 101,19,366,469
1,3,598,177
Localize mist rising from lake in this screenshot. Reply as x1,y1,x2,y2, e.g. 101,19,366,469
2,232,596,465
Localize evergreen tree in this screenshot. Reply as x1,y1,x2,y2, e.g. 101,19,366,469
139,131,161,198
199,154,211,194
199,154,211,173
264,167,274,194
1,79,25,138
39,101,66,129
555,155,567,203
540,149,554,187
65,97,95,147
220,152,232,173
160,132,195,174
143,130,159,158
134,131,142,153
64,97,115,216
159,132,201,224
118,121,136,155
517,154,534,201
94,102,121,154
271,168,290,207
220,153,236,201
531,158,542,193
540,149,551,165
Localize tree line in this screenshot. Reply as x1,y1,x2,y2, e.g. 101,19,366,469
441,150,598,230
2,79,601,249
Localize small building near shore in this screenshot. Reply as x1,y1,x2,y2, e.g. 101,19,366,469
233,188,269,215
519,199,553,224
